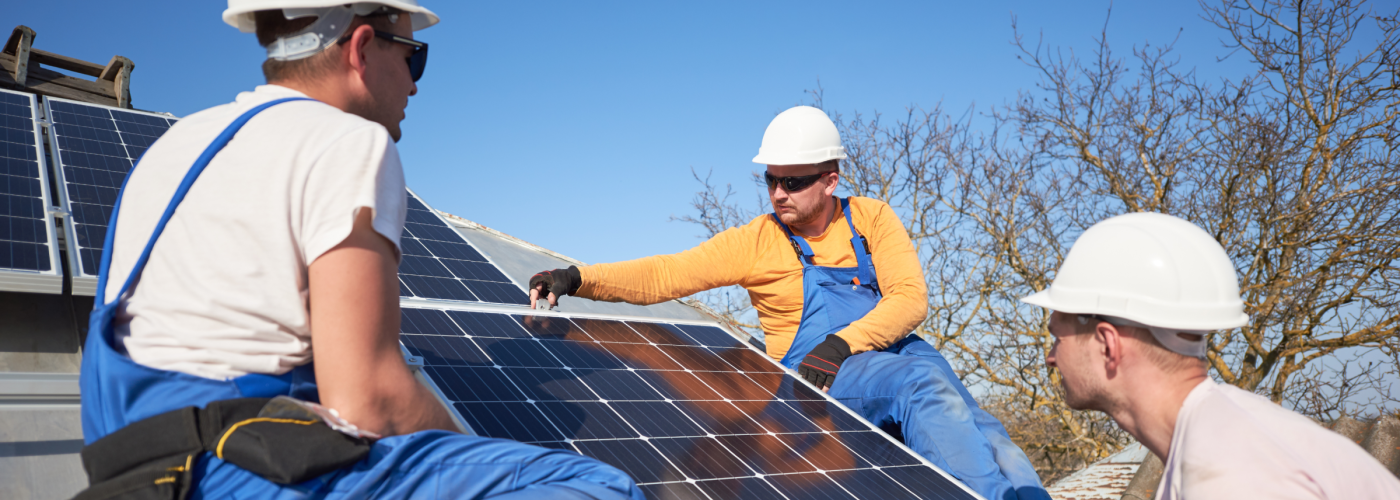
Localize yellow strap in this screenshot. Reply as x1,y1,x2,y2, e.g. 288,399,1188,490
154,476,176,485
166,454,194,472
215,418,317,459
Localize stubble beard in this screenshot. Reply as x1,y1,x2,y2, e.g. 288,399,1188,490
1059,370,1110,412
777,198,825,226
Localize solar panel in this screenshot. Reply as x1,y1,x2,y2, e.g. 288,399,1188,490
398,189,529,306
0,89,63,294
399,304,981,499
42,96,177,296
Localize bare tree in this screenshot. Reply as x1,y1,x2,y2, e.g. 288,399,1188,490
670,169,766,337
678,0,1400,483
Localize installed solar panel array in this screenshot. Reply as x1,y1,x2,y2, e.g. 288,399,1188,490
399,190,529,306
0,89,62,293
43,97,176,296
400,305,978,499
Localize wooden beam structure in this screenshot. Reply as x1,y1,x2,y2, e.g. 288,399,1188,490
0,25,134,108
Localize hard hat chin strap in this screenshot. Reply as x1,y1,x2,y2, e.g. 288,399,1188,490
1081,314,1209,359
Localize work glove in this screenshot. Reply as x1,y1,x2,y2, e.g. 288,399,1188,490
797,335,851,391
528,266,581,309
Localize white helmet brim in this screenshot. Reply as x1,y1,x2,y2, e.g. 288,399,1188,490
224,1,440,33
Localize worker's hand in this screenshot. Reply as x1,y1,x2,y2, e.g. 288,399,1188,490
797,335,851,392
528,266,581,309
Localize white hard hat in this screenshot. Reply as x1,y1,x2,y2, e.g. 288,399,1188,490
752,106,848,166
1022,212,1248,339
223,1,440,33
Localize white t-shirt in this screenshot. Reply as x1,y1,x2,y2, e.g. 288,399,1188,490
1158,380,1400,499
106,85,406,380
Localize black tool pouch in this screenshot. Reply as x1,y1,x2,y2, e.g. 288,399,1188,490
208,397,374,484
74,397,372,500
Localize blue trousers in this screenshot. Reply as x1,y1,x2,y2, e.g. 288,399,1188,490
829,337,1049,500
188,430,642,499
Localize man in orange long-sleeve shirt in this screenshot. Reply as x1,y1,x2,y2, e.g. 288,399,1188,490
530,106,1048,500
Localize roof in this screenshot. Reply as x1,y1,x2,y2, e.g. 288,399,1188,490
441,212,762,347
442,213,710,322
1046,443,1149,500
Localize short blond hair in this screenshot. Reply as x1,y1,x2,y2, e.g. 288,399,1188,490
1076,315,1205,372
254,9,402,84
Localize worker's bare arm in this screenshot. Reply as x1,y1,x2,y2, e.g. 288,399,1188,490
308,208,458,436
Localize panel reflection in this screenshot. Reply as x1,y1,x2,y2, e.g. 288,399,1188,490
403,309,971,499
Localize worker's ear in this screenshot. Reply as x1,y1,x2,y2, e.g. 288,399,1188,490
822,170,839,197
342,24,376,81
1096,321,1124,376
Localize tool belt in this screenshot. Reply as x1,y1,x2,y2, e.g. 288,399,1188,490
75,397,373,500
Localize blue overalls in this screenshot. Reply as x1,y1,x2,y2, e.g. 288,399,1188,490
774,198,1049,500
78,98,641,500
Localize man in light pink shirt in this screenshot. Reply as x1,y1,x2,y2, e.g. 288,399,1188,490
1022,213,1400,499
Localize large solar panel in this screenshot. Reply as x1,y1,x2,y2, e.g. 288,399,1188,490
43,96,176,296
400,304,981,499
0,89,63,294
398,189,529,306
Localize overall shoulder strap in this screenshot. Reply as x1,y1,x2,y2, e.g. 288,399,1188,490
841,198,878,288
770,213,815,265
96,97,314,306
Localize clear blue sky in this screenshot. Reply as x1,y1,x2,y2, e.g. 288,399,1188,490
9,1,1245,265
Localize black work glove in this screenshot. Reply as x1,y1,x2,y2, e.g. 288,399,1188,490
797,335,851,390
528,266,581,309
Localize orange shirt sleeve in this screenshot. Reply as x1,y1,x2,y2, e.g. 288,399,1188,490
575,199,927,358
833,199,929,354
576,217,763,304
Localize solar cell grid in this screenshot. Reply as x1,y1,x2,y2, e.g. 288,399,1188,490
508,367,599,401
638,481,707,499
573,318,649,343
401,307,979,499
670,324,748,348
766,473,861,500
576,369,666,401
882,466,976,499
0,89,59,282
595,342,685,370
397,190,528,306
579,440,686,484
449,310,531,338
833,469,923,499
627,321,695,344
44,98,176,286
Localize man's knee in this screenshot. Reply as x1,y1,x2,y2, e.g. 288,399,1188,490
896,357,963,395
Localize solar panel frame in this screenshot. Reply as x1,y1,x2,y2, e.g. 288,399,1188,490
42,96,177,296
397,301,985,500
0,89,64,294
398,187,531,307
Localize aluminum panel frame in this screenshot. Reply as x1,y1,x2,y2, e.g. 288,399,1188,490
0,89,63,294
41,96,176,297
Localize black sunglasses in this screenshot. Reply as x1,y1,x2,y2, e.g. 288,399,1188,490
341,29,429,82
764,171,830,192
373,31,429,82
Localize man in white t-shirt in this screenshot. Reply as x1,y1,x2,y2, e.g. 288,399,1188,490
1020,213,1400,499
77,2,640,498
